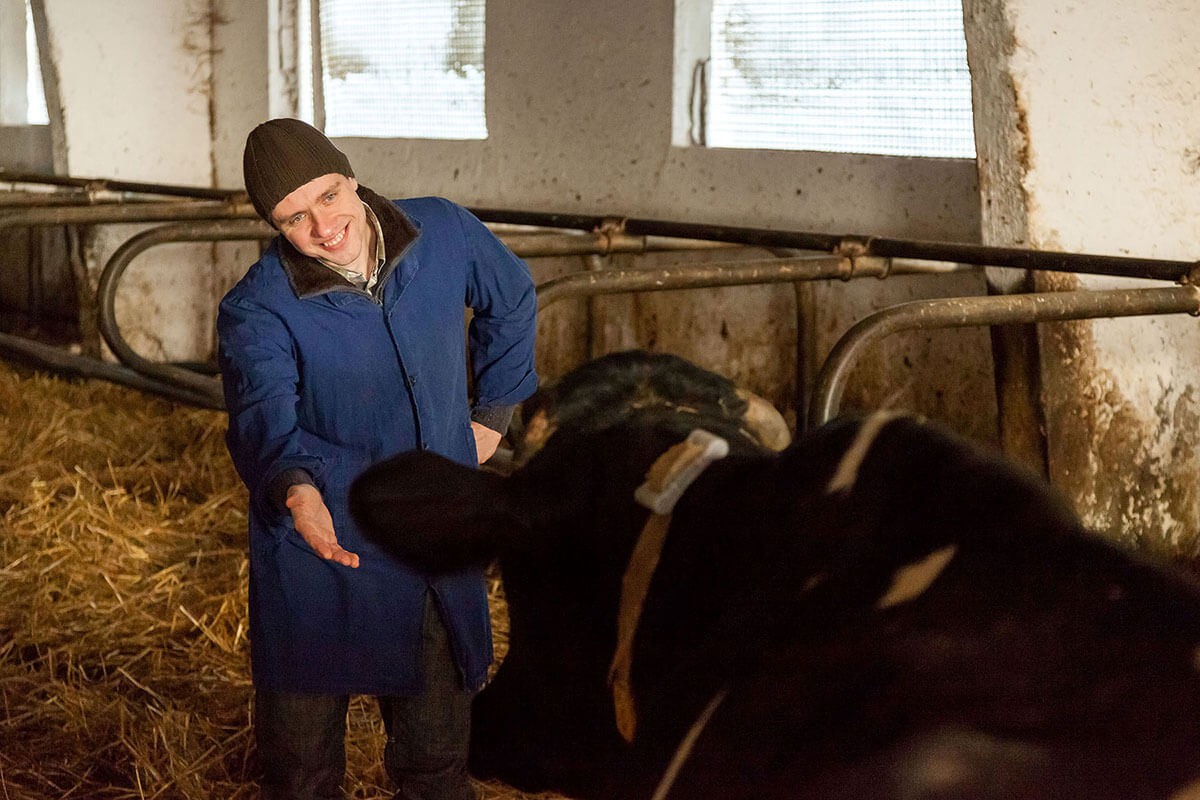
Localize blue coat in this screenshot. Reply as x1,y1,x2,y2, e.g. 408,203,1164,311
217,188,537,695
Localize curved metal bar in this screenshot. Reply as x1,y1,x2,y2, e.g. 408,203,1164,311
471,208,1198,283
0,331,222,408
808,285,1200,430
94,220,737,400
96,220,264,400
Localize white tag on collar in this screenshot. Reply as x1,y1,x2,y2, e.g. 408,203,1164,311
634,429,730,516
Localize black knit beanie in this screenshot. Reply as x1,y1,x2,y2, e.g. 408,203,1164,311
242,118,355,224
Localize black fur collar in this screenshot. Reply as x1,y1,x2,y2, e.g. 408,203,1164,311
278,184,419,299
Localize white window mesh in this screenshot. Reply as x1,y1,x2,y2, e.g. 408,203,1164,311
315,0,486,139
707,0,975,158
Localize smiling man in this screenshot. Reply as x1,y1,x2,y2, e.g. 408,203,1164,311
218,118,538,800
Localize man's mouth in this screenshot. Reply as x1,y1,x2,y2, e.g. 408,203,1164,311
321,226,347,249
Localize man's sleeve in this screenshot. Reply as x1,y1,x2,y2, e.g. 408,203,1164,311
218,295,325,519
470,404,516,436
453,201,539,416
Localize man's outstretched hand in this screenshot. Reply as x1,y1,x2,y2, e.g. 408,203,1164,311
286,483,360,568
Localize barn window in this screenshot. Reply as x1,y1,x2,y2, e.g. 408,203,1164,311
676,0,976,159
0,0,48,126
297,0,486,140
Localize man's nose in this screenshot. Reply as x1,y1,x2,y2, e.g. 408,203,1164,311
310,207,337,238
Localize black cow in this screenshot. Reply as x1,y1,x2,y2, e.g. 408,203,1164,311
350,351,1200,800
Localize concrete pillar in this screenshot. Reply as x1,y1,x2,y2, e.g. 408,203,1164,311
37,0,273,363
963,0,1200,560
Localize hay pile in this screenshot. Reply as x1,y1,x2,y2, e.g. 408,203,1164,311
0,362,568,800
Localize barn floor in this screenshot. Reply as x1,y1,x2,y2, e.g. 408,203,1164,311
0,362,570,800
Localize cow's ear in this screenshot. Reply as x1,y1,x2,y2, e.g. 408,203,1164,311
349,450,519,572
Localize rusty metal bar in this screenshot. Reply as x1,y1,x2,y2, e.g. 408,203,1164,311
0,174,1191,281
808,285,1200,430
537,256,842,309
4,193,1193,281
0,200,258,231
0,170,241,200
0,331,222,408
0,192,169,208
93,220,739,401
95,222,260,400
536,255,966,309
91,218,732,259
498,232,728,257
472,209,1199,283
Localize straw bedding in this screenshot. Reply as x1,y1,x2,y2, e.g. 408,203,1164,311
0,362,569,800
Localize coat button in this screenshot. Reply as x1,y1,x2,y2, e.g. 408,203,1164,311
408,375,418,386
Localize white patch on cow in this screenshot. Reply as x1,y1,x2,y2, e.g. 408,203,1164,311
826,411,906,495
651,689,729,800
895,728,1048,798
803,573,828,591
876,544,958,610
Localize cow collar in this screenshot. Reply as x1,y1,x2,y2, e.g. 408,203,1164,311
607,429,730,743
277,185,419,299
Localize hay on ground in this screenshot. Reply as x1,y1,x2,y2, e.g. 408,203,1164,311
0,361,569,800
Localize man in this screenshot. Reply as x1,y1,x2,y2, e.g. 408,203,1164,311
218,118,538,800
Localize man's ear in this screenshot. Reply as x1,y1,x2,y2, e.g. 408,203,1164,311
348,175,359,191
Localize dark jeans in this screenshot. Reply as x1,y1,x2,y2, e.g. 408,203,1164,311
255,593,476,800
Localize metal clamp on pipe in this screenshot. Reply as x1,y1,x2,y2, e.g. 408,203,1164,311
1184,262,1200,292
594,216,629,256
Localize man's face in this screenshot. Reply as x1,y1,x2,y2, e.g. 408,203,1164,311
271,173,371,271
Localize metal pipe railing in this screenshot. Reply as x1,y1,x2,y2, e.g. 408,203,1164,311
472,209,1200,283
0,331,222,408
14,193,1200,415
95,221,262,402
95,217,969,404
536,255,967,310
0,170,241,200
2,189,1193,283
807,285,1200,430
0,192,172,208
0,200,258,231
92,219,740,402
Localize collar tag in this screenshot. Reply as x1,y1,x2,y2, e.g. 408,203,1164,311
609,429,730,742
634,429,730,515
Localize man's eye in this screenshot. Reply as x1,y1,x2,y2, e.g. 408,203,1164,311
325,192,337,202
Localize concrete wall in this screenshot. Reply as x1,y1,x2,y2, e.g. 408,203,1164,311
27,0,1200,558
37,0,225,361
964,0,1200,558
335,0,989,433
31,0,989,435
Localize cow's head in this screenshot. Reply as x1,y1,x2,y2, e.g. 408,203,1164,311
349,350,789,795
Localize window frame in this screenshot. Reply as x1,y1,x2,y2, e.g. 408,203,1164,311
674,0,976,160
292,0,487,141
